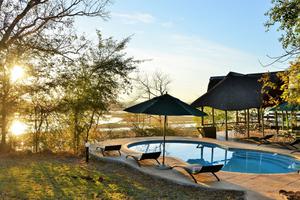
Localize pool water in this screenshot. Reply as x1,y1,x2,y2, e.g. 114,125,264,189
128,140,300,174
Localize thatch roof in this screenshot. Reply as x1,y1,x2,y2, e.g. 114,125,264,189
191,71,283,111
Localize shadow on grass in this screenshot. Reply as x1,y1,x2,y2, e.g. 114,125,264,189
0,153,245,200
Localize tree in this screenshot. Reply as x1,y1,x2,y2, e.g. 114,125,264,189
134,71,172,125
278,59,300,104
60,32,138,153
265,0,300,61
0,0,111,149
264,0,300,104
135,71,171,100
24,72,61,153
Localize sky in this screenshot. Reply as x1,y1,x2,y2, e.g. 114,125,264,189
75,0,288,103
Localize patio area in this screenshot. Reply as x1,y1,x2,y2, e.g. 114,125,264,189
90,136,300,200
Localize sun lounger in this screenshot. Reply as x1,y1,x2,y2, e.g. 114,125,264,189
248,134,274,145
126,152,161,167
290,139,300,154
171,164,223,183
95,144,122,156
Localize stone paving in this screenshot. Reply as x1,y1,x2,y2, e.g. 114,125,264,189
90,136,300,200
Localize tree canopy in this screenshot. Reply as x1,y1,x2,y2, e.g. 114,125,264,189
265,0,300,104
265,0,300,58
0,0,140,153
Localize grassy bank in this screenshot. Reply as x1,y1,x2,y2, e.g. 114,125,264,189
0,153,244,200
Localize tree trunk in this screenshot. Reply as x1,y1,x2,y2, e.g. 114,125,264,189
0,108,7,149
34,107,38,153
33,109,44,153
86,110,96,142
73,110,80,154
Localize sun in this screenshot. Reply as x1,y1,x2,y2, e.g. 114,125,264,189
10,120,27,136
10,65,24,82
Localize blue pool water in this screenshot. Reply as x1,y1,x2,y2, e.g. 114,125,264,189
128,140,300,174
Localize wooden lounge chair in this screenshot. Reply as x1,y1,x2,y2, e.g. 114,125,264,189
171,164,223,183
290,139,300,154
96,144,122,156
125,152,161,167
249,134,274,145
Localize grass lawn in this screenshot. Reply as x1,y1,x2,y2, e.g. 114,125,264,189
0,153,244,200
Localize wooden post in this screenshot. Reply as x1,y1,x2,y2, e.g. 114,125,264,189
247,109,250,137
281,111,284,131
225,110,228,140
262,108,265,136
212,107,215,126
275,111,279,136
286,111,289,130
257,108,261,126
244,110,247,123
291,111,294,129
201,106,204,126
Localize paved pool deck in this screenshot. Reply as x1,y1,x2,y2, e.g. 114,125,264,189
90,136,300,200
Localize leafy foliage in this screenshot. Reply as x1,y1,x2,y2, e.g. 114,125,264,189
264,0,300,105
0,0,111,149
265,0,300,55
278,59,300,104
58,32,138,153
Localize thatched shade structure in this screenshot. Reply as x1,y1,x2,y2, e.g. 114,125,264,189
192,72,262,110
191,71,283,140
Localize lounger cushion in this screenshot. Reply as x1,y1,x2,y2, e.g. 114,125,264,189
183,165,203,174
96,145,121,151
181,164,223,174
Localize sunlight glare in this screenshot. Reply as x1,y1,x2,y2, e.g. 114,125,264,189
10,120,27,136
11,65,24,82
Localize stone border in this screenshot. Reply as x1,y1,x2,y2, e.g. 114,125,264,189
89,150,246,199
90,136,300,200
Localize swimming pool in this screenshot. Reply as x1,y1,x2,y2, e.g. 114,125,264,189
128,140,300,174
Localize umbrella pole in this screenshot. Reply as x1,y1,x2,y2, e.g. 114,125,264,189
225,110,228,140
162,115,167,165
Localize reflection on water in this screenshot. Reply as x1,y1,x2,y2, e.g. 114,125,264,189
129,141,300,174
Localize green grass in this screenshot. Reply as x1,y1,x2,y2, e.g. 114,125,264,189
0,153,244,200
